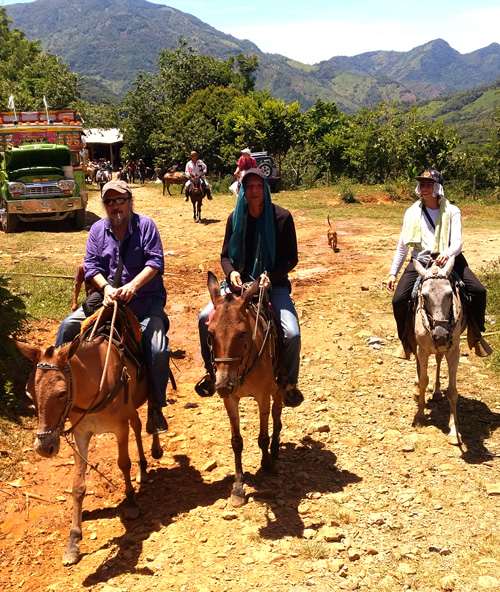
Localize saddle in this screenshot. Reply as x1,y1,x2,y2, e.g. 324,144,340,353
243,285,289,389
80,304,145,377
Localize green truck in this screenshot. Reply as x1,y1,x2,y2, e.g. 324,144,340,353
0,109,87,233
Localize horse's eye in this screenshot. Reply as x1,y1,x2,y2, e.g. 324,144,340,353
57,391,67,400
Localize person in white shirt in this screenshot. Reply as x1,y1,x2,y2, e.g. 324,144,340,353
184,150,212,201
387,169,487,358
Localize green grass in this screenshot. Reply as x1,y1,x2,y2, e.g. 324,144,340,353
478,258,500,377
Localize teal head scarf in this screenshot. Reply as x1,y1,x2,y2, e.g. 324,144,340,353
228,173,276,278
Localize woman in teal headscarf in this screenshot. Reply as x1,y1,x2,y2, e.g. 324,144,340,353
196,169,303,407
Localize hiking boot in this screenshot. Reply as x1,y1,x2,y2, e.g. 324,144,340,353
194,373,215,397
207,190,213,201
146,406,168,435
284,385,304,408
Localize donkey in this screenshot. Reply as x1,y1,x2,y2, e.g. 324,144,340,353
206,272,285,507
185,175,206,222
15,306,162,565
412,256,466,445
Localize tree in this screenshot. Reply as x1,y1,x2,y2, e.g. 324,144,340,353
0,8,80,110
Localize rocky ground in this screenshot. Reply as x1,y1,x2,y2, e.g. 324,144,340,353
0,184,499,592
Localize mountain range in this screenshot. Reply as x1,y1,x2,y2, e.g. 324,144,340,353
6,0,500,114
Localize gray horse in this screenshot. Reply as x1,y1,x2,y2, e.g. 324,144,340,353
412,256,465,445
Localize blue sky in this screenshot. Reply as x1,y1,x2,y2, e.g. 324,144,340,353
3,0,500,64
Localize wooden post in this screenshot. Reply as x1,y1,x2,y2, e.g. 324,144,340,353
472,175,476,200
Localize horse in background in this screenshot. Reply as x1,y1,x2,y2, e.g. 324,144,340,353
185,175,206,222
163,171,188,196
205,272,285,507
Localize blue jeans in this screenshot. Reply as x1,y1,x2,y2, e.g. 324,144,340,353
198,285,301,385
55,298,170,407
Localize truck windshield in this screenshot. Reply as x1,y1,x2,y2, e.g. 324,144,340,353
4,144,71,172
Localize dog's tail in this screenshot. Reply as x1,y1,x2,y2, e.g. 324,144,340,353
327,215,331,227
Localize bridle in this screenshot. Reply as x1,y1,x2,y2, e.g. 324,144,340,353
209,281,273,389
417,274,460,347
33,302,129,439
34,362,74,440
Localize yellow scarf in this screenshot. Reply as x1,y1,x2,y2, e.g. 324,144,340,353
402,197,451,254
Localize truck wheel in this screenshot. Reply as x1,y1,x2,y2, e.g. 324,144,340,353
72,209,85,230
2,212,18,233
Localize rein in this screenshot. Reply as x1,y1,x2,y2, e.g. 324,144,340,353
417,274,460,346
211,280,273,388
36,302,129,439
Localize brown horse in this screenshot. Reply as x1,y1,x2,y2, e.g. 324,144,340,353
14,307,162,565
185,176,206,222
206,272,285,507
162,171,188,196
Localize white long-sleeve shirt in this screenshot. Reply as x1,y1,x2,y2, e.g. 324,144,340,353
389,203,463,277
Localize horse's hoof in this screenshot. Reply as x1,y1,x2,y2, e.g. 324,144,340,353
447,433,461,446
230,494,246,508
412,413,427,426
432,391,443,401
62,546,80,566
123,503,140,520
136,470,149,484
151,438,163,459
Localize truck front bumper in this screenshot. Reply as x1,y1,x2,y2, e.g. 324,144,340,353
6,195,86,222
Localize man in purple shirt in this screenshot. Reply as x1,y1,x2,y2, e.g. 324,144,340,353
55,180,170,434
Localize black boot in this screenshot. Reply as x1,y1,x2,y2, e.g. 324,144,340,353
146,404,168,434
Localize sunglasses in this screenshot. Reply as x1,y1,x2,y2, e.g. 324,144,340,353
102,196,130,206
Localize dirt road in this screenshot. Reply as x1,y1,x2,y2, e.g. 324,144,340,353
1,184,499,592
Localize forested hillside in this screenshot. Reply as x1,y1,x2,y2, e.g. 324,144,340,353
6,0,500,111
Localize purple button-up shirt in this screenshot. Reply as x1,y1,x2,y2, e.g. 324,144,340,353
84,213,166,319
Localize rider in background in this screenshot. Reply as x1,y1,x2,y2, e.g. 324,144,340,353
230,148,257,197
387,169,487,358
196,168,303,407
184,150,212,202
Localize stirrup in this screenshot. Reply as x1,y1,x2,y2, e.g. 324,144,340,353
473,337,493,357
284,385,304,408
393,342,411,360
195,373,215,397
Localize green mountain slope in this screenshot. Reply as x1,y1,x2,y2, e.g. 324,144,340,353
6,0,500,112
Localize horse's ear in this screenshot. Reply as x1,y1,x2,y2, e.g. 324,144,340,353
413,260,426,278
68,336,81,360
207,272,221,306
12,339,40,364
57,337,80,364
243,279,260,307
442,255,455,276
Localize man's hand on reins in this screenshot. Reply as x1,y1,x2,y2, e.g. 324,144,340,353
259,272,270,290
230,271,243,290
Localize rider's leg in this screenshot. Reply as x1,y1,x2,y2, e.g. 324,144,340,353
184,179,191,201
453,254,487,332
268,286,303,407
55,307,86,347
139,299,170,433
392,261,419,345
205,179,212,200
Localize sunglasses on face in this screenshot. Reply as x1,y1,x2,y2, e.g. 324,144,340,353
102,196,130,206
